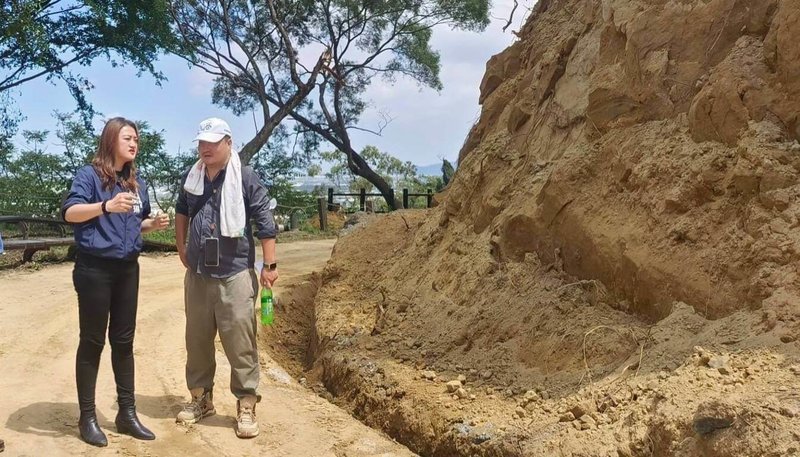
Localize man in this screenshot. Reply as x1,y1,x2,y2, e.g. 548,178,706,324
174,117,278,438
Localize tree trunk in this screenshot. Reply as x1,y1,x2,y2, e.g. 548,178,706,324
238,122,278,165
346,146,400,210
282,108,401,210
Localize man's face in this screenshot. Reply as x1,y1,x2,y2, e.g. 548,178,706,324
198,136,232,168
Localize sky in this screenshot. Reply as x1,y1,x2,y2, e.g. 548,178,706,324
8,1,530,168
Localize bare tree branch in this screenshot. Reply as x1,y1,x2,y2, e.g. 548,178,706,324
503,0,520,32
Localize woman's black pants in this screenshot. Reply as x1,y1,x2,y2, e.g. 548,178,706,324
72,253,139,416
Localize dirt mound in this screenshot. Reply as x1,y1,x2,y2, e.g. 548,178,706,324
305,1,800,455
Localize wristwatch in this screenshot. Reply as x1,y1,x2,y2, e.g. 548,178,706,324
264,262,278,271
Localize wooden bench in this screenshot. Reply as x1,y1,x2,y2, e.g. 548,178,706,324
1,215,177,262
1,216,73,262
3,237,75,262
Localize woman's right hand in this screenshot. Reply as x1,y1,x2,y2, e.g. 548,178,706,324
105,192,135,213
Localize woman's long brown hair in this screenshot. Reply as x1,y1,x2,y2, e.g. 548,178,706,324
92,117,139,192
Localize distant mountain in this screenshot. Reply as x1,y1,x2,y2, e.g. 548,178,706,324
291,175,337,193
289,161,455,193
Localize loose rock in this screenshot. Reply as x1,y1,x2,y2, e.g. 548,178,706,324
693,401,737,435
707,356,731,375
446,380,462,393
422,370,437,381
569,400,596,419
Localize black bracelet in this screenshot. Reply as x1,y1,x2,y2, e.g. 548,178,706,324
101,200,109,215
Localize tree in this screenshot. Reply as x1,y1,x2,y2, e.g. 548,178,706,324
53,111,96,178
168,0,330,165
292,0,489,209
168,0,490,210
134,121,196,212
322,144,442,209
322,145,415,192
0,129,66,216
0,114,191,217
442,158,455,186
0,1,180,127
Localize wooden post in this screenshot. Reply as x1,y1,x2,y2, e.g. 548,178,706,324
317,197,328,231
23,248,37,263
388,189,395,211
426,189,433,208
402,189,409,209
327,188,334,210
359,188,366,212
290,210,301,230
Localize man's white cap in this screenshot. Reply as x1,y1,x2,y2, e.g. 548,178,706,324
193,117,232,143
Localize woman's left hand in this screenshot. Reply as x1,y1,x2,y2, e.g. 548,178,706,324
151,212,170,230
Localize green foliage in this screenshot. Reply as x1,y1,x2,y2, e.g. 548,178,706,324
321,145,417,193
134,121,195,212
297,0,491,134
169,0,323,164
0,246,73,270
321,144,444,209
53,111,95,177
299,223,321,235
273,181,317,209
0,127,68,216
0,1,180,129
143,226,176,246
442,158,455,186
306,163,322,177
0,113,187,218
168,0,489,206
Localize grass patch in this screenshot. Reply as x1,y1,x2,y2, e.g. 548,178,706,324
0,246,73,271
143,226,177,244
143,227,178,252
277,229,338,243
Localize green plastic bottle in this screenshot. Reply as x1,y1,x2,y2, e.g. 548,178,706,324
260,287,274,326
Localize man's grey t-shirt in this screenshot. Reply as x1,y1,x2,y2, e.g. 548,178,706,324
175,165,277,278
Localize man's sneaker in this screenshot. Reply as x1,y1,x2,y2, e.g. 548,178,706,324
176,388,215,425
235,396,259,438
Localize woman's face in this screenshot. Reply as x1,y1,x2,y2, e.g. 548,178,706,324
115,126,139,168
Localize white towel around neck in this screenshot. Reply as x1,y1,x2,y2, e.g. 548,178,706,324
183,150,245,238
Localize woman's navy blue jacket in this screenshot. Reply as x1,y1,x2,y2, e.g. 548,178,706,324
62,165,151,260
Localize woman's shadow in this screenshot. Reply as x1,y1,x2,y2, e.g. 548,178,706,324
5,402,93,439
5,394,198,439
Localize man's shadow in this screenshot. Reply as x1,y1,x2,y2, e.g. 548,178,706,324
135,394,236,430
133,394,186,419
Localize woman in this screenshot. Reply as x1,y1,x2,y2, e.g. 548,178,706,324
62,117,169,447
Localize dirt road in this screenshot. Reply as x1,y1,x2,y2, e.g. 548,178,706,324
0,239,414,457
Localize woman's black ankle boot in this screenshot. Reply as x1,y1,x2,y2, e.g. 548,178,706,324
78,413,108,447
115,407,155,440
